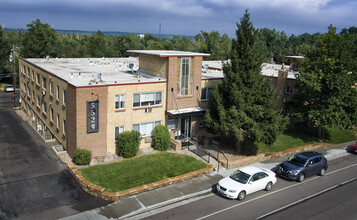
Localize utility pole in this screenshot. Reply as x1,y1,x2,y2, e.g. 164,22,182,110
12,45,16,108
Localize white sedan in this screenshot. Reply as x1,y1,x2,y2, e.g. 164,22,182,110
217,166,277,200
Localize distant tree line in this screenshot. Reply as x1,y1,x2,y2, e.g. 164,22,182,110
0,19,356,75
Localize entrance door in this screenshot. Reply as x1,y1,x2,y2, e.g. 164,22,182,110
180,116,191,139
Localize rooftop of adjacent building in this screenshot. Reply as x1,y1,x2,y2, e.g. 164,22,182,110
22,51,299,87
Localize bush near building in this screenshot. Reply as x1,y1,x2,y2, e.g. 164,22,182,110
117,130,141,158
73,148,92,165
152,125,171,151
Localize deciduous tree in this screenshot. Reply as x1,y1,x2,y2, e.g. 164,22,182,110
292,25,357,138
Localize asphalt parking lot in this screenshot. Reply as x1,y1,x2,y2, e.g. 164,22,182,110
0,91,111,220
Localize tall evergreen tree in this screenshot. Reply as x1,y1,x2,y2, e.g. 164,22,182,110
291,25,357,138
204,10,287,153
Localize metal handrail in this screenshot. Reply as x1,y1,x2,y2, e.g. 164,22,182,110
189,138,230,171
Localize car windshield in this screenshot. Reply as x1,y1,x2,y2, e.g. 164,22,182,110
229,170,251,184
288,155,307,167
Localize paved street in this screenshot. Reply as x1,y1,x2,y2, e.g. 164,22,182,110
139,154,357,220
0,91,111,220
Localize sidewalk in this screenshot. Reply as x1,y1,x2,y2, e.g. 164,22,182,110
60,141,355,220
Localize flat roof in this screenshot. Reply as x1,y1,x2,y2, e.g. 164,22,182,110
261,63,297,79
23,57,166,87
127,50,210,57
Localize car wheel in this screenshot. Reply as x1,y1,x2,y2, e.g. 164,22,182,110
319,168,326,176
237,191,246,200
298,173,305,182
265,182,273,191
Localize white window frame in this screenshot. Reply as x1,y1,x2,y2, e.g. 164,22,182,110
50,107,54,121
50,82,54,96
57,114,60,128
37,95,41,107
114,94,125,110
133,92,162,108
63,89,66,105
114,125,125,141
132,120,161,136
63,119,66,134
179,57,193,96
43,101,47,114
42,77,47,90
56,85,60,100
36,73,40,85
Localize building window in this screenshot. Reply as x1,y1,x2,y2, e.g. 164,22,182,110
63,119,66,134
57,114,60,128
201,88,213,100
132,120,161,136
114,126,125,140
36,73,40,85
42,77,47,90
50,108,54,121
32,91,35,101
115,94,125,109
179,57,193,96
43,101,47,114
286,86,293,94
133,92,162,107
32,70,35,81
23,65,26,74
23,82,26,92
27,67,30,77
56,85,60,100
63,89,66,105
50,82,54,96
27,87,30,97
37,95,41,107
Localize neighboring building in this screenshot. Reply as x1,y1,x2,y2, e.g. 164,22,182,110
18,51,299,158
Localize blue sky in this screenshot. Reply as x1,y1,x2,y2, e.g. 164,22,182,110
1,0,356,37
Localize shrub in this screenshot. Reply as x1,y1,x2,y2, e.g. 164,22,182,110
73,148,92,165
117,130,141,158
152,125,171,151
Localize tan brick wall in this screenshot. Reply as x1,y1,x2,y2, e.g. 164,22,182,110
139,54,167,78
19,59,68,149
73,86,108,157
106,82,167,154
67,85,77,156
166,57,203,111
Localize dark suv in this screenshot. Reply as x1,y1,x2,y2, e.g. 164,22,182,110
277,151,328,182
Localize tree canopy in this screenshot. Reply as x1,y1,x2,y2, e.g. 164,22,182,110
291,25,357,138
204,10,287,153
22,19,60,58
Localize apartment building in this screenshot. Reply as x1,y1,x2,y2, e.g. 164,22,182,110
18,50,297,158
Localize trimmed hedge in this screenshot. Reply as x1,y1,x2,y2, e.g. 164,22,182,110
152,125,171,151
73,148,92,165
117,130,141,158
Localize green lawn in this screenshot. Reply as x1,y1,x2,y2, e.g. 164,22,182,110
326,127,357,144
256,130,318,154
256,127,357,154
80,152,208,192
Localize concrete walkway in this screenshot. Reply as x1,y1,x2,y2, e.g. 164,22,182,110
60,141,355,220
